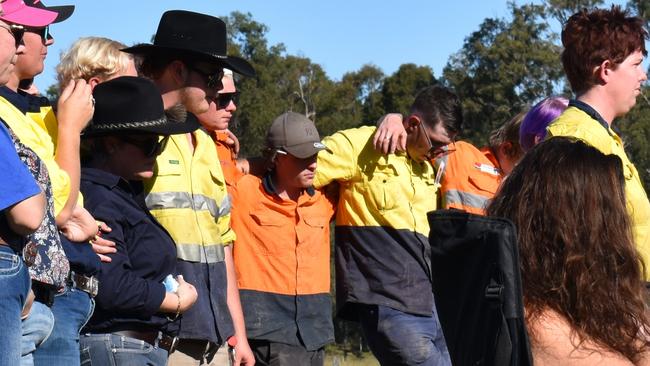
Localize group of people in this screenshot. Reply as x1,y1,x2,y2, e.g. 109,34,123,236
1,1,650,366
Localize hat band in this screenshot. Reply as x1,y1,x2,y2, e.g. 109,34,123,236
91,116,167,131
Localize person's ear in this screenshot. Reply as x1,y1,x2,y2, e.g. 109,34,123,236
405,115,421,133
596,59,613,84
88,77,101,90
170,60,187,85
500,141,513,156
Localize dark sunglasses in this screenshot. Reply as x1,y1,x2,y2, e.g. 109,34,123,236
120,135,170,158
186,64,224,90
25,25,50,41
0,23,25,49
216,92,239,109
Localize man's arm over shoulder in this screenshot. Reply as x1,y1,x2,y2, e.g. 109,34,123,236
314,128,363,189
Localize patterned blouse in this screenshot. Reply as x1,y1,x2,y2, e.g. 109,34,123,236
5,122,69,288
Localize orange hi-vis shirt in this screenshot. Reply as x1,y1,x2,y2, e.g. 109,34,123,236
434,141,503,215
212,131,244,189
230,173,337,350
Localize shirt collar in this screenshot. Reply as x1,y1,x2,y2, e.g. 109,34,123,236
81,168,141,194
569,99,613,136
0,87,50,115
262,171,316,198
0,86,29,114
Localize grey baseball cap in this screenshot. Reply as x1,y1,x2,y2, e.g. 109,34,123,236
266,112,331,158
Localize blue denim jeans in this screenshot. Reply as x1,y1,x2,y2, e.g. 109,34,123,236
21,300,54,366
80,333,168,366
0,245,31,366
33,286,94,366
358,303,451,366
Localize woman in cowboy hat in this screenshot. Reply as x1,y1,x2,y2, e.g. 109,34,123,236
78,76,200,365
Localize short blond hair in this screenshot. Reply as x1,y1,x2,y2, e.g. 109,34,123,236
56,37,133,91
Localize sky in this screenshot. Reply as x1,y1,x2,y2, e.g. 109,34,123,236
36,0,623,92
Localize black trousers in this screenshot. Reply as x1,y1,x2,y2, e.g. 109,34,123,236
249,340,324,366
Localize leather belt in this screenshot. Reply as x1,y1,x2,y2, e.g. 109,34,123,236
70,272,99,297
113,330,178,353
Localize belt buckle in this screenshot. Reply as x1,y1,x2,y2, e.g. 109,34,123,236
87,276,99,297
160,335,178,353
168,336,179,353
73,273,99,298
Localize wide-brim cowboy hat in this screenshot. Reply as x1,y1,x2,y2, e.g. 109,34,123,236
122,10,255,78
82,76,200,137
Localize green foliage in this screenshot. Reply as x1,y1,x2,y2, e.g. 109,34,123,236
442,2,564,144
44,84,59,103
544,0,605,23
378,63,436,121
617,88,650,188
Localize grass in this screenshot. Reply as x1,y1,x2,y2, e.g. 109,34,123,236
325,350,379,366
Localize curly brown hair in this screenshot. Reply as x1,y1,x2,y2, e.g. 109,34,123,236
562,6,647,94
487,137,650,361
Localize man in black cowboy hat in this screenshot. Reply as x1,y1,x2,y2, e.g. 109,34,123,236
123,10,256,366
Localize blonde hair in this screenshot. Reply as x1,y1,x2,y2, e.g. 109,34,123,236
56,37,133,90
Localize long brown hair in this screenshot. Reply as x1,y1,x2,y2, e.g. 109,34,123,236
487,137,649,361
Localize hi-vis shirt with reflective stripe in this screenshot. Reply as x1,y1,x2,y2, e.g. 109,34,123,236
433,141,502,216
144,129,235,264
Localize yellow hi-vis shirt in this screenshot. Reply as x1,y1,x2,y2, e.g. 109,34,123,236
144,128,235,264
314,126,440,318
0,97,81,215
547,105,650,280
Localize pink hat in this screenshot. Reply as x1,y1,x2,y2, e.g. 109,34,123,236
0,0,57,27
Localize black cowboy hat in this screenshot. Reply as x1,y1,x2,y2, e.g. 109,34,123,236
23,0,74,23
83,76,200,137
122,10,255,77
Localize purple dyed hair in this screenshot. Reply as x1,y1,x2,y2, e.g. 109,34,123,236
519,97,569,152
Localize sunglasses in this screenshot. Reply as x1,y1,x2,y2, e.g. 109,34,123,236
420,123,456,160
120,135,170,158
25,25,50,41
186,64,224,90
216,92,239,109
0,23,25,49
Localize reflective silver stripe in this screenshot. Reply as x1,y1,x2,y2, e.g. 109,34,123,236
219,194,231,217
176,243,226,263
434,155,449,180
434,154,449,169
146,192,228,218
444,189,490,210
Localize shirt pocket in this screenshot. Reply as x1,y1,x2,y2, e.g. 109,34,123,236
414,169,439,208
154,159,183,177
249,209,292,256
361,164,400,212
300,215,330,257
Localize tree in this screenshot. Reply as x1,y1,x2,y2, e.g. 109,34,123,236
544,0,605,24
224,12,381,157
339,64,385,124
379,63,437,120
442,2,564,144
618,89,650,189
